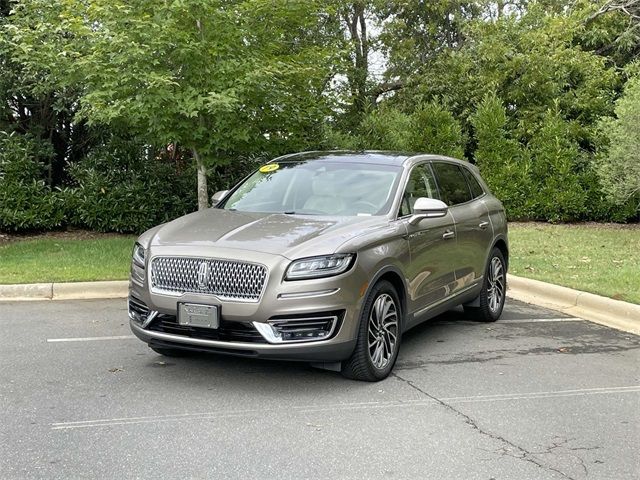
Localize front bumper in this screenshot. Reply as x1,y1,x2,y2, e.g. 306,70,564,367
128,246,367,362
129,319,356,362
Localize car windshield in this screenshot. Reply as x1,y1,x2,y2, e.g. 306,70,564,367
222,160,402,216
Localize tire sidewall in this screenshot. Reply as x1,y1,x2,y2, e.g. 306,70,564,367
358,280,403,380
482,248,506,321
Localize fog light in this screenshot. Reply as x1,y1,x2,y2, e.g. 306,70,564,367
253,316,338,344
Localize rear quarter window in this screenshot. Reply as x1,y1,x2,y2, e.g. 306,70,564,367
461,167,485,198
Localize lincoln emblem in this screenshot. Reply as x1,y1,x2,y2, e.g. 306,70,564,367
196,261,210,290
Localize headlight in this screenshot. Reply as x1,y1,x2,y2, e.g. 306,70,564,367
132,243,145,267
131,243,146,284
285,254,354,280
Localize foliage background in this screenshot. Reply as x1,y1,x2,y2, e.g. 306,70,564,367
0,0,638,232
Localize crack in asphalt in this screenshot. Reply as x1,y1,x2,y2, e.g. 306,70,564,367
392,372,578,480
529,437,601,478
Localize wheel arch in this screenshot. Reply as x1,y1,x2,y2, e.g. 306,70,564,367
492,237,509,271
363,266,408,328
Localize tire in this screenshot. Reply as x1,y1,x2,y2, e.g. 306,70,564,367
342,280,402,381
150,346,189,357
464,247,506,322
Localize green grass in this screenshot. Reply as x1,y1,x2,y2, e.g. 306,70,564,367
1,225,639,305
0,236,136,284
509,223,640,304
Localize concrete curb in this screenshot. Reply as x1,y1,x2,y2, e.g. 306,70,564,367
1,276,638,335
0,280,128,302
507,275,640,335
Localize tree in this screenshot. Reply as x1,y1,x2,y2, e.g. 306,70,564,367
598,75,640,207
7,0,338,210
1,0,98,190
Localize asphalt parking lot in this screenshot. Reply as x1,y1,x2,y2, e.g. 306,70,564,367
1,298,638,479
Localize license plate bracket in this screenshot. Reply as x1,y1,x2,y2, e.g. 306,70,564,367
178,303,220,329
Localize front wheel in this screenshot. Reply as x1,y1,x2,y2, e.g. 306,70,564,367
342,280,402,381
464,247,506,322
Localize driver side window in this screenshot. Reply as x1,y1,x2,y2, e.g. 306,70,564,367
399,164,440,217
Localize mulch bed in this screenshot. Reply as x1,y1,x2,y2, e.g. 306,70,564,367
0,229,132,245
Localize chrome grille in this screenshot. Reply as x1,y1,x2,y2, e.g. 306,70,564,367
150,257,267,302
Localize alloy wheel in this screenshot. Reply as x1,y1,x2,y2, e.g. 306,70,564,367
487,256,505,313
367,293,399,370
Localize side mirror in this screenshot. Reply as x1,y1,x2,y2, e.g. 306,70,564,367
408,197,448,225
211,190,229,207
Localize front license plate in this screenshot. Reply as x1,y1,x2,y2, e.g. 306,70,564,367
178,303,220,329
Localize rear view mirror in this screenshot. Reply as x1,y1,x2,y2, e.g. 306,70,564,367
211,190,229,207
409,197,448,225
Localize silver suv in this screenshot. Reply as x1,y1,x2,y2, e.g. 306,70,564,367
129,151,508,381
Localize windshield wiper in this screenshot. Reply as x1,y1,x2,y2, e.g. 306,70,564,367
282,210,321,215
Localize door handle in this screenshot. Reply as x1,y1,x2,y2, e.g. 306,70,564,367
442,230,455,240
479,221,489,230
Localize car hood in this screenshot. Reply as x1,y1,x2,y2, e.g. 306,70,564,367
150,208,388,259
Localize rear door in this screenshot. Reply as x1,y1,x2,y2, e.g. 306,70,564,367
431,161,493,292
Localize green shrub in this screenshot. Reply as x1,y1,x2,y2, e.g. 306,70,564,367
358,108,414,150
67,138,195,233
471,93,533,219
597,75,640,210
526,109,588,222
471,94,637,222
351,102,465,158
408,102,465,158
208,154,264,193
0,131,65,231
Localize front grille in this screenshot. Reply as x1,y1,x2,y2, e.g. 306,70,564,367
147,315,267,344
150,256,268,302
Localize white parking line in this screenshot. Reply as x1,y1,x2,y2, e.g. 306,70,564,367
46,335,136,343
50,385,640,430
441,385,640,403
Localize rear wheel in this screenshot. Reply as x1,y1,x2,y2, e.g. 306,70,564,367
464,247,506,322
342,280,402,381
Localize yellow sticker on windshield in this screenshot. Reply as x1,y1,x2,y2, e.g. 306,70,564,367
259,163,280,173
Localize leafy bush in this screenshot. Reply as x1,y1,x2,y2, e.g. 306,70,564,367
66,138,196,233
208,154,264,193
0,131,65,231
471,93,533,218
358,108,414,151
597,75,640,210
337,102,465,158
471,94,637,222
408,102,465,158
526,109,588,222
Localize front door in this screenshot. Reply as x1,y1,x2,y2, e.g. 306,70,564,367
400,163,458,317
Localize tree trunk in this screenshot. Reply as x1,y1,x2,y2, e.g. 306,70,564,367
343,2,369,128
192,148,208,210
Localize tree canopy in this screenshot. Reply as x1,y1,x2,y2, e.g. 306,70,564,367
1,0,638,231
